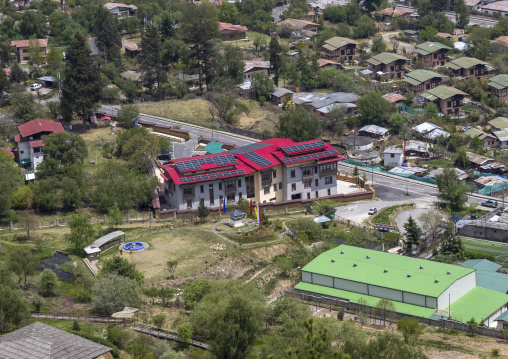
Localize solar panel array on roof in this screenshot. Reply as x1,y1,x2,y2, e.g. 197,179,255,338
283,141,326,155
228,143,271,154
243,151,273,167
179,169,245,183
176,154,237,171
281,148,338,164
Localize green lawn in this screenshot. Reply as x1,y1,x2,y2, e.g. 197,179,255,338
463,238,508,265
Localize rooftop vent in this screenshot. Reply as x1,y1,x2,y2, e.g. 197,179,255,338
331,259,335,263
435,279,439,283
419,266,424,269
353,263,357,267
447,271,451,275
366,255,370,259
340,251,344,254
407,274,411,278
384,269,388,273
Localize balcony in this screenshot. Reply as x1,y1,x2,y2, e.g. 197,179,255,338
183,193,194,201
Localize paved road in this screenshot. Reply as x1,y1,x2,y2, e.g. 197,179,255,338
99,105,255,159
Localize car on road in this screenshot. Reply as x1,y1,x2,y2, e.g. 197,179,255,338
30,83,42,91
482,200,498,208
368,207,377,215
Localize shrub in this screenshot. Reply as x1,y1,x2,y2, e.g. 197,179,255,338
39,269,57,297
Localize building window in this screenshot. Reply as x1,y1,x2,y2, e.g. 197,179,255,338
315,191,319,198
390,154,394,158
307,193,310,199
327,188,331,195
183,187,194,196
209,184,214,205
264,186,270,195
200,185,204,193
302,168,312,176
290,170,296,178
315,179,318,186
291,183,296,191
227,193,235,202
273,170,276,178
262,172,272,182
239,192,243,198
304,180,311,188
219,183,222,190
238,179,242,187
325,176,332,185
186,200,192,209
273,183,277,191
279,182,282,188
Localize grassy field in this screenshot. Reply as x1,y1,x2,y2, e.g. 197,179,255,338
463,238,508,265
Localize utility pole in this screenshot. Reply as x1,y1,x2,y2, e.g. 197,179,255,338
57,72,61,96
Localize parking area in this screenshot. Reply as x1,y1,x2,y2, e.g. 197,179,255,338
26,86,53,95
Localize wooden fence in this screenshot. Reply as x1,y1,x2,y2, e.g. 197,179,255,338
30,312,126,324
133,324,210,350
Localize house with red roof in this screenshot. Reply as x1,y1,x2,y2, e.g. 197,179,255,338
159,138,344,211
218,22,248,41
14,118,64,172
11,39,48,64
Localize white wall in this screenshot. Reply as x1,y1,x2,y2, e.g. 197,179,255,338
404,292,427,307
333,277,369,295
383,153,403,168
487,306,505,328
312,273,334,287
302,271,312,283
369,285,403,302
18,141,30,161
437,272,476,309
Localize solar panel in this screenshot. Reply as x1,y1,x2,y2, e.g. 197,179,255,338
228,143,271,154
281,149,338,164
243,151,273,168
179,169,246,183
176,154,237,172
282,141,326,155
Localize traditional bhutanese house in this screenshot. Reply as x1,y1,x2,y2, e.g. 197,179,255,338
436,32,453,40
404,69,447,96
382,93,406,106
271,87,294,105
276,19,319,36
463,127,498,149
218,22,248,41
358,124,389,140
493,129,508,150
464,0,481,10
175,73,202,89
488,74,508,104
404,140,430,157
321,37,358,63
122,40,140,59
243,61,271,81
415,42,451,68
447,57,491,79
427,167,468,181
317,58,344,70
467,151,505,173
367,52,408,80
120,70,142,86
11,39,47,64
420,85,468,116
370,7,413,21
488,117,508,131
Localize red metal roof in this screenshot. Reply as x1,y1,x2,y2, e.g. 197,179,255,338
29,140,45,148
0,147,14,158
11,39,48,48
218,22,248,32
160,138,344,185
17,118,64,138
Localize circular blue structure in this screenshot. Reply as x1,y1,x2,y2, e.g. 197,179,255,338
123,241,146,251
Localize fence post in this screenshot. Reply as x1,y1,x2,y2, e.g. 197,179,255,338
56,218,60,227
10,221,13,230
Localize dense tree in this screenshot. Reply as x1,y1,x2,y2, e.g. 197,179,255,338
116,104,140,129
37,132,87,179
39,269,58,297
277,108,322,142
357,91,393,125
9,63,28,84
183,279,211,309
159,11,176,39
371,36,386,54
397,317,424,344
209,43,245,88
354,15,377,38
61,33,101,125
7,248,40,286
440,221,467,260
100,256,144,285
269,36,283,85
455,0,470,29
138,25,166,90
197,201,210,219
313,199,337,218
92,273,141,315
45,48,63,77
10,185,34,210
11,93,38,124
38,0,58,15
152,313,166,329
0,36,13,67
0,150,21,221
436,168,469,210
93,5,122,62
388,113,405,132
177,322,193,348
403,216,421,252
250,72,275,102
107,203,124,229
0,285,29,333
66,213,94,250
33,178,60,211
19,11,47,38
467,27,490,61
0,66,9,96
219,1,239,23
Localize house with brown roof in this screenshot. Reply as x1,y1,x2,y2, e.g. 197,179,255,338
382,93,406,105
447,57,491,79
276,19,319,36
321,36,358,63
489,74,508,104
366,52,408,80
415,42,451,68
243,61,271,81
122,40,140,59
218,22,248,41
421,85,468,115
317,58,344,70
370,7,413,21
404,69,447,96
104,2,137,17
11,39,47,64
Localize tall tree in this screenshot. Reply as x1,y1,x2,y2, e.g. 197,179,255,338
7,248,40,286
93,5,122,62
138,25,166,90
61,33,101,125
269,36,282,85
403,216,421,252
455,0,470,29
357,91,393,125
436,168,469,210
181,2,220,90
277,108,322,142
219,1,239,23
100,256,144,285
28,36,43,71
0,152,22,220
0,285,29,334
66,213,94,250
0,67,9,97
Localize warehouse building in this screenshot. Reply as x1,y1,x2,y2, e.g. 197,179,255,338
296,245,508,325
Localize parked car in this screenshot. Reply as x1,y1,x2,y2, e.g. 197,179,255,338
368,207,377,215
482,200,498,208
30,83,42,91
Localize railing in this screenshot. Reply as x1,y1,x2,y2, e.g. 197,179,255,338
30,312,126,323
133,324,210,350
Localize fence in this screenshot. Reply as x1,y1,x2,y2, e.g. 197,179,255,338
30,312,126,324
133,324,210,350
224,124,272,141
284,289,507,339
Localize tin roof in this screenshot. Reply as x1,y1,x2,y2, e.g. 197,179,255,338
482,1,508,11
413,122,441,134
359,124,389,136
415,41,452,56
382,145,403,154
17,118,64,138
494,130,508,142
488,74,508,90
405,140,429,152
371,8,413,17
405,69,446,85
367,52,408,65
272,87,294,98
382,93,406,103
488,117,508,130
421,85,468,101
244,60,270,72
218,22,248,32
104,2,137,10
427,167,468,180
447,57,488,70
323,36,358,50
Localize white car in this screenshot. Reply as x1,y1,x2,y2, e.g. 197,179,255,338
30,83,42,91
368,207,377,215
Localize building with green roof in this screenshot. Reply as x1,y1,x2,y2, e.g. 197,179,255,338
463,127,497,149
321,37,358,63
404,69,447,95
415,42,451,68
489,117,508,131
367,52,408,79
421,85,468,115
489,74,508,104
296,245,508,326
447,57,491,78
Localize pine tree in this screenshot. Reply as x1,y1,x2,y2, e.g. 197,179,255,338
0,67,9,97
138,25,166,91
403,216,421,253
197,201,209,219
93,5,122,62
61,33,101,125
269,36,282,86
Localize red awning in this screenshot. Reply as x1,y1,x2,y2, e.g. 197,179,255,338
101,116,111,121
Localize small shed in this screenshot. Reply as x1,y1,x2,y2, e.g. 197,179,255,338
382,146,404,168
84,230,126,259
37,76,57,88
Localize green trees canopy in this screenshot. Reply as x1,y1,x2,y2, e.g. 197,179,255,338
66,213,94,250
0,151,22,221
92,273,141,315
0,285,29,334
357,91,394,126
100,256,144,285
277,108,322,142
403,216,421,252
436,168,469,210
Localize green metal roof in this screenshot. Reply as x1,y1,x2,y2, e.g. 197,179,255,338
444,287,508,323
488,117,508,129
416,42,452,56
461,259,503,272
368,52,408,65
204,141,226,154
488,74,508,89
463,127,484,138
495,309,508,322
300,245,474,297
405,69,446,85
448,57,488,70
295,282,437,318
421,85,468,101
323,37,358,50
475,272,508,294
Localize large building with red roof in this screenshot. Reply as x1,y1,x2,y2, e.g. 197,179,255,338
14,118,64,172
160,138,344,211
218,22,248,41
